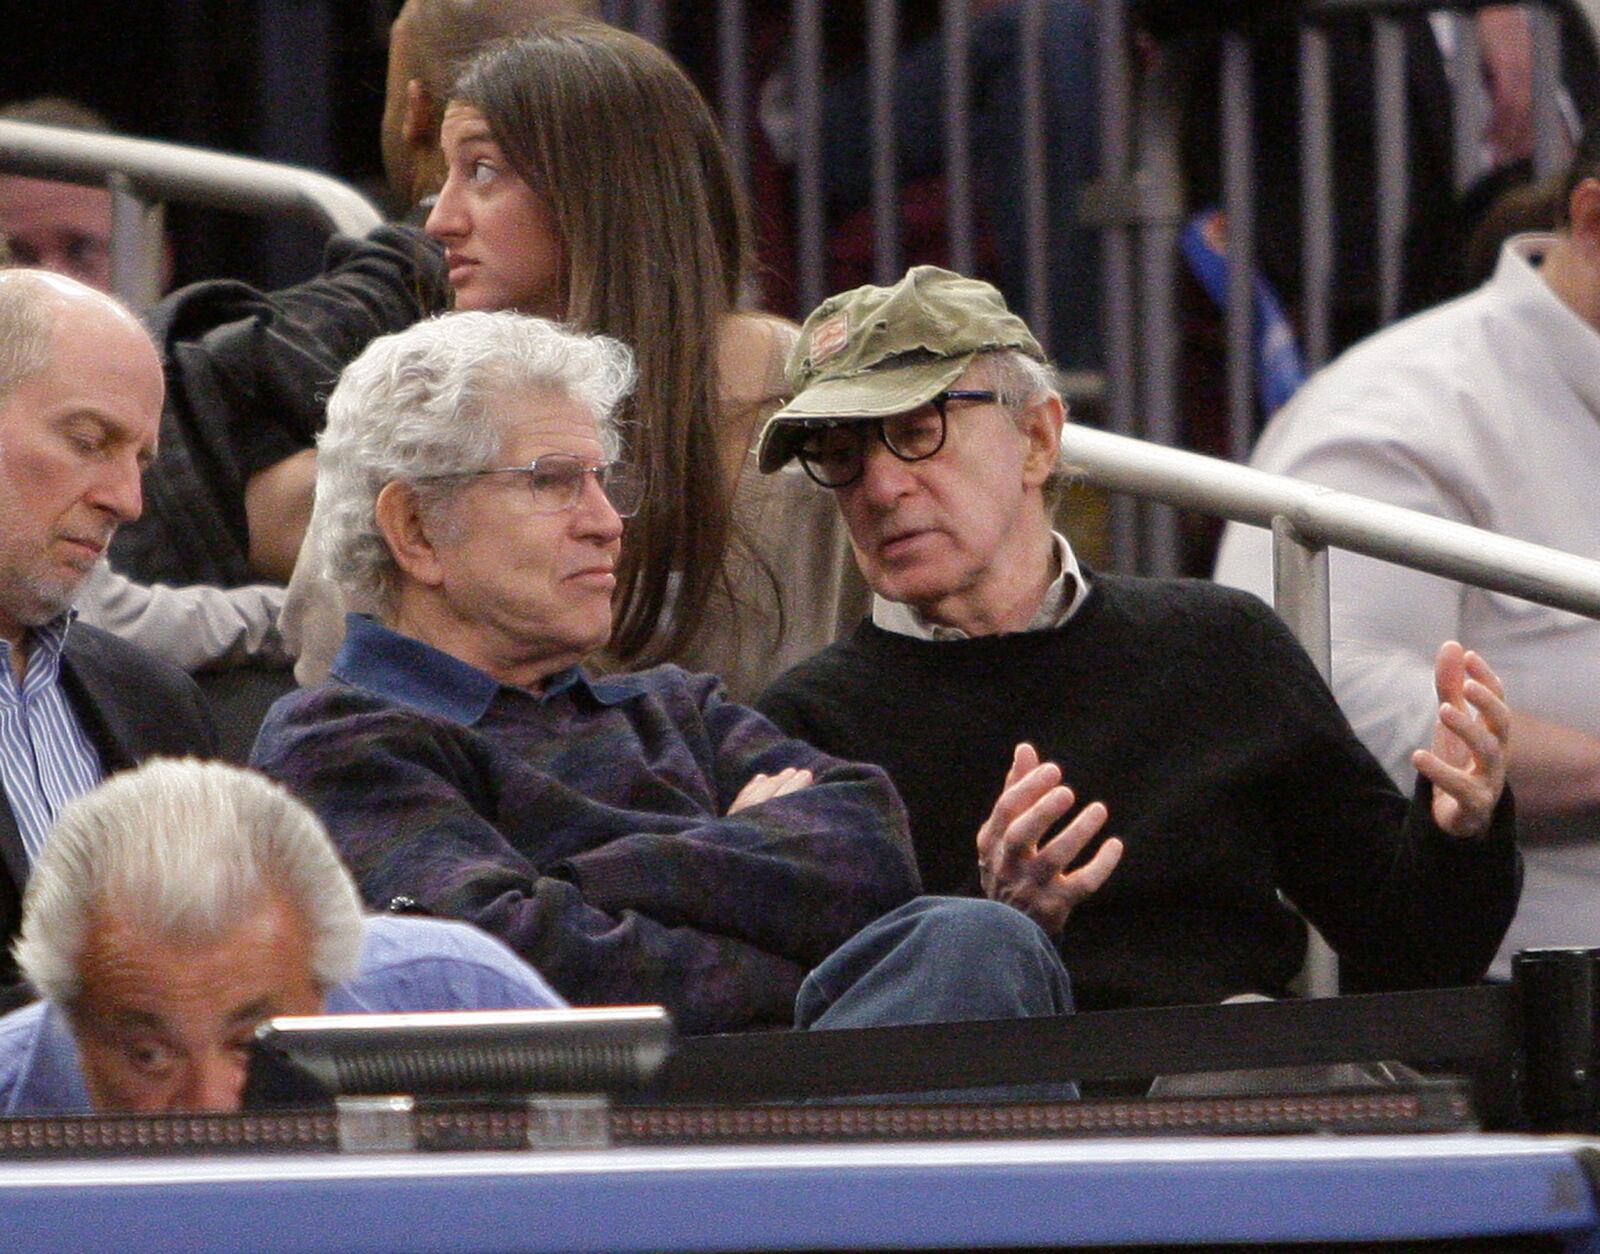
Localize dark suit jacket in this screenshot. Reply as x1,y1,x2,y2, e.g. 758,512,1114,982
0,624,217,1009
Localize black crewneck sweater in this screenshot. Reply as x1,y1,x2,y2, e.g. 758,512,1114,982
759,573,1518,1010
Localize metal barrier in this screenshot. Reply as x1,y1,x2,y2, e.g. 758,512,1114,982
0,120,383,312
1098,0,1600,574
636,1,1595,575
8,7,1590,562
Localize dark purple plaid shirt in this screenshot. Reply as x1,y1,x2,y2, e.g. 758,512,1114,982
253,616,919,1034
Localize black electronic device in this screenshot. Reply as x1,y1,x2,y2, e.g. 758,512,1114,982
243,1005,674,1109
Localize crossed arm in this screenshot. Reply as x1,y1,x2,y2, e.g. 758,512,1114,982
253,681,918,1034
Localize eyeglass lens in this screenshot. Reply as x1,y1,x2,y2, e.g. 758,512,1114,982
525,456,645,518
797,404,948,487
796,390,1000,487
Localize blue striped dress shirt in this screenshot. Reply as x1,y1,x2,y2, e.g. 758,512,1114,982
0,616,103,865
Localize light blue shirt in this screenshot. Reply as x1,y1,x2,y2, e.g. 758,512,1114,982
0,913,566,1115
0,616,101,864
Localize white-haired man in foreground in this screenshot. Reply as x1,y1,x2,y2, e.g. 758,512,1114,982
0,758,562,1114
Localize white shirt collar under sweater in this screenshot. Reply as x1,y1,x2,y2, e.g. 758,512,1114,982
872,531,1087,641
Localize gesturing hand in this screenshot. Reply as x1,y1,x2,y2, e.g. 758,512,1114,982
976,743,1123,937
728,766,814,815
1412,640,1510,838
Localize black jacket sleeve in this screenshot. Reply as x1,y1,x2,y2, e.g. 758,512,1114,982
110,226,448,588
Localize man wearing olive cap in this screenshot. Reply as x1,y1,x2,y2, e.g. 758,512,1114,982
756,265,1522,1011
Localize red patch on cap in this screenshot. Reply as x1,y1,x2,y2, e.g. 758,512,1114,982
808,312,850,367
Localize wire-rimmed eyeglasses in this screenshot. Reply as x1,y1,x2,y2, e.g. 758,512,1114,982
426,453,646,518
793,390,998,488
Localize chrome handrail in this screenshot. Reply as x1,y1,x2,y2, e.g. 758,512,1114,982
0,121,383,236
0,120,383,311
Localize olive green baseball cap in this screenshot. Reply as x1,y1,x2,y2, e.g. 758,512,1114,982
756,265,1044,473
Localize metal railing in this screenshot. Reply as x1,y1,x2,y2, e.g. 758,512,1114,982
0,120,383,312
1095,0,1599,573
1059,422,1600,995
1296,0,1593,362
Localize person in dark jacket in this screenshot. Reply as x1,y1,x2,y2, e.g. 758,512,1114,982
0,270,217,1010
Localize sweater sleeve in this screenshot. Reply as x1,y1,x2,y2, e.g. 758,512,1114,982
73,559,289,674
253,689,815,1034
556,676,921,964
1236,596,1521,988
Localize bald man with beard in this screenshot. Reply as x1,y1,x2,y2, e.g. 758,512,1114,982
0,271,216,1010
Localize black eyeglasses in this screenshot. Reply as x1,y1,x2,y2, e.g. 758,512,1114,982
427,454,646,518
793,390,998,488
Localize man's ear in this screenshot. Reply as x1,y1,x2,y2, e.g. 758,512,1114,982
1567,176,1600,264
376,480,446,589
1020,393,1066,489
402,79,437,147
403,80,446,199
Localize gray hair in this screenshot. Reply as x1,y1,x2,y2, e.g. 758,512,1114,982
0,270,151,405
0,271,59,403
973,348,1072,491
14,759,365,1008
974,348,1061,415
312,310,637,612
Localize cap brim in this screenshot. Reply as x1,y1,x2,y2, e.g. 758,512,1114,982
756,354,974,473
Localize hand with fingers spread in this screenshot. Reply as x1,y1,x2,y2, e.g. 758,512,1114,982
1411,640,1511,838
975,743,1123,937
727,766,815,815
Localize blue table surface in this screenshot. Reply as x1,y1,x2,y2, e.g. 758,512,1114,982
3,1132,1599,1252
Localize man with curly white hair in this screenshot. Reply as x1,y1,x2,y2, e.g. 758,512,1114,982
254,311,1078,1044
0,758,562,1114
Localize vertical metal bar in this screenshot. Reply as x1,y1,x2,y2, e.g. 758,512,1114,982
1271,518,1331,680
867,0,901,284
1372,15,1409,328
255,0,335,287
1097,0,1140,573
718,0,750,191
1271,516,1338,999
942,0,976,277
1020,0,1051,344
794,0,826,312
1136,54,1184,577
1530,4,1566,179
635,0,667,47
1448,13,1490,194
1221,32,1256,462
106,174,165,314
1299,23,1335,374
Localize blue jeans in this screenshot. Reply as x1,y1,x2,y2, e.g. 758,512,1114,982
795,896,1078,1100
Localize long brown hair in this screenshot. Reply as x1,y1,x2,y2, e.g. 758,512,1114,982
452,19,751,665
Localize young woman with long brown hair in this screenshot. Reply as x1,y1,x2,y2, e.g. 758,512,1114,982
288,17,862,698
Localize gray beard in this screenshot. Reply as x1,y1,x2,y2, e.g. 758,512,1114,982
0,568,79,632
